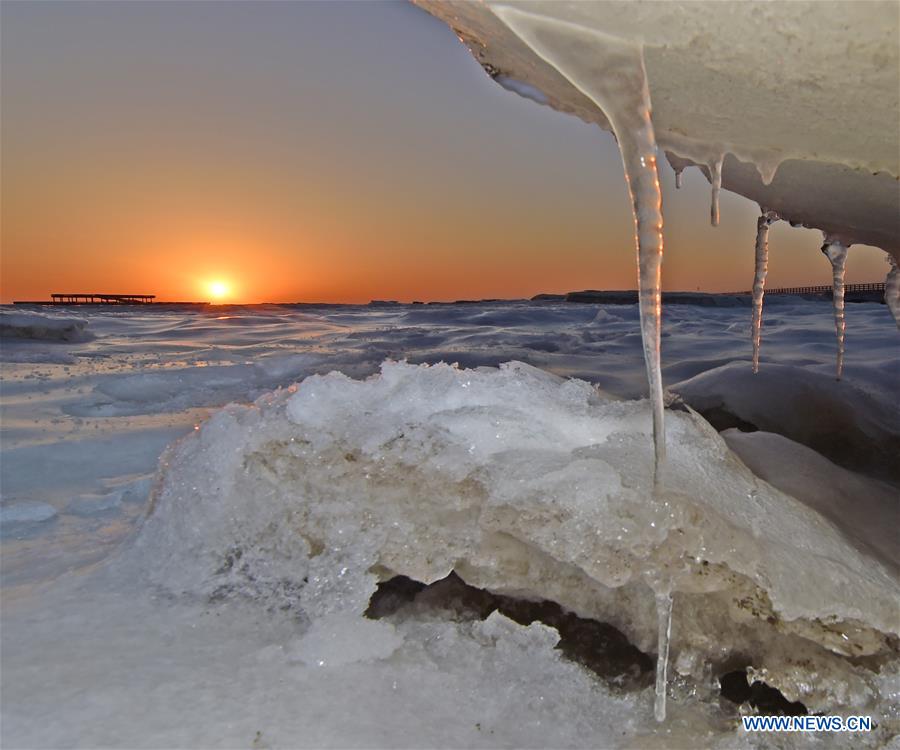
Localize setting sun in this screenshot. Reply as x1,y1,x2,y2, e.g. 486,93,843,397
207,280,231,301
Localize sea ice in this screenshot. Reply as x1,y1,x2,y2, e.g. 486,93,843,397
2,304,899,747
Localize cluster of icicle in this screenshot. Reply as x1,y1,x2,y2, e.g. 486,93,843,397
488,3,897,724
746,220,900,381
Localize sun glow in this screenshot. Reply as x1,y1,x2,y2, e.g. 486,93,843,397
207,280,231,301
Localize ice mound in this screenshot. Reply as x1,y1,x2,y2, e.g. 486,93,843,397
127,361,900,715
722,429,899,571
672,362,900,481
0,310,92,342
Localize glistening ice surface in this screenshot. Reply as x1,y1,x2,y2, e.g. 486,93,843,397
1,300,898,748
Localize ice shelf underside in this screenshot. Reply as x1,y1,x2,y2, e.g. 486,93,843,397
414,0,900,256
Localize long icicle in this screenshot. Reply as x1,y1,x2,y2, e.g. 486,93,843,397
654,591,674,722
490,7,666,478
709,155,724,226
751,209,778,373
821,239,849,380
885,253,900,328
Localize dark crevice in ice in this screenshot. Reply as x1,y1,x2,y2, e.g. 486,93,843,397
366,572,654,691
697,406,760,434
719,669,809,716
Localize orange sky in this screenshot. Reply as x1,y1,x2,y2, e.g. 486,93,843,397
1,1,892,304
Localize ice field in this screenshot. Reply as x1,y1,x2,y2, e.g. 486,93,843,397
2,299,898,748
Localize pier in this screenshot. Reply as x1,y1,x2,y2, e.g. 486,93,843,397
765,282,885,296
50,293,155,304
13,294,209,307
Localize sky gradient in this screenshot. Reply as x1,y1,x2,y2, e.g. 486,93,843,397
1,0,891,304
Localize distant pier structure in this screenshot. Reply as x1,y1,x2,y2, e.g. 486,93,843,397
13,294,209,306
766,282,885,296
49,293,155,305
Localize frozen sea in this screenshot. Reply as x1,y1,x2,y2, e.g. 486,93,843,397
1,298,898,749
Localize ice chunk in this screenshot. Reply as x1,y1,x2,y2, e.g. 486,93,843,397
821,238,849,380
489,6,666,477
125,361,900,716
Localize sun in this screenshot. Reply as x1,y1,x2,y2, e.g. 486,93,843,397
207,280,231,301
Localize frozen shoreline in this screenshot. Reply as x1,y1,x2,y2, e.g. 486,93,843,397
1,301,898,748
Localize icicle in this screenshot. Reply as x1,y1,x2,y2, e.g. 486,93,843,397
754,155,782,186
885,254,900,328
491,7,666,477
708,155,724,226
821,238,849,380
664,151,693,190
751,209,779,373
654,590,674,722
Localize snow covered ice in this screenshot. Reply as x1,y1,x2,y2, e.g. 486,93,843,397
2,299,899,748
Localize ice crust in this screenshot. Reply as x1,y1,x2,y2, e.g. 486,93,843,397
126,361,900,716
415,0,900,255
